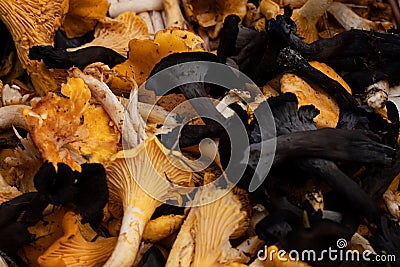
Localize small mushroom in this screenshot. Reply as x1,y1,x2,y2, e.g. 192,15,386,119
291,0,333,43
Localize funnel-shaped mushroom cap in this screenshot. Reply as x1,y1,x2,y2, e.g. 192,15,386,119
0,0,69,94
38,211,117,267
69,12,150,56
166,186,249,267
104,136,194,266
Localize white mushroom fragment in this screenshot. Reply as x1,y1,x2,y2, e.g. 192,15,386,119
0,105,29,131
108,0,164,18
164,0,187,28
70,67,146,148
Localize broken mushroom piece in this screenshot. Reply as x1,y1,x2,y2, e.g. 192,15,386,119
0,105,29,131
23,77,120,172
68,12,150,57
104,136,194,266
61,0,110,38
0,0,68,94
166,186,249,267
38,211,117,267
291,0,333,43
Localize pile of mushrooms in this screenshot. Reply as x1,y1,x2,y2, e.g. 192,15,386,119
0,0,400,267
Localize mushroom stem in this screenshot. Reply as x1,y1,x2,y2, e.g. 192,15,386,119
108,0,164,18
164,0,187,28
138,12,156,38
150,11,165,33
104,202,157,267
0,105,29,131
327,2,386,31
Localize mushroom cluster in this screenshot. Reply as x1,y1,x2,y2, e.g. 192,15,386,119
0,0,400,267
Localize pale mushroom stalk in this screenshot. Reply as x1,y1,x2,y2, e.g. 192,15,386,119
327,2,387,31
70,67,144,148
139,12,155,38
164,0,187,28
151,11,165,33
0,105,30,131
108,0,164,18
282,0,308,8
104,137,193,266
291,0,333,43
0,0,68,94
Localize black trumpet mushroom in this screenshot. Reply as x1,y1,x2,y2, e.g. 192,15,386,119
0,192,47,264
34,162,109,228
29,45,126,69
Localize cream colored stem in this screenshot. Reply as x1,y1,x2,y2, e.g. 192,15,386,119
0,105,30,131
328,2,379,30
151,11,165,33
108,0,164,18
164,0,187,28
138,12,155,38
104,204,154,267
70,68,140,148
